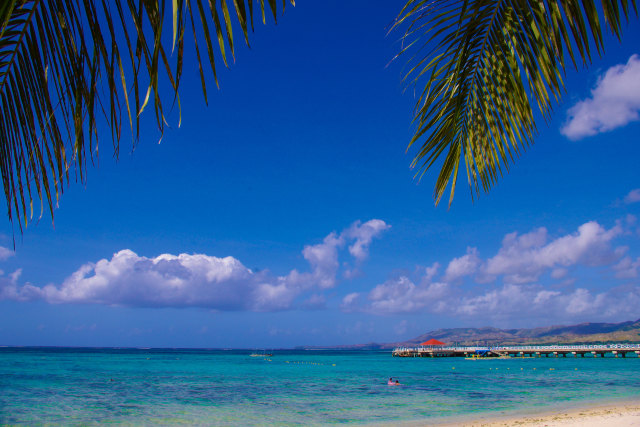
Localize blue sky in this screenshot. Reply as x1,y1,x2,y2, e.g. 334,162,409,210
1,1,639,348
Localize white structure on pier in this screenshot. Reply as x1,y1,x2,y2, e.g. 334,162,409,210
392,344,640,358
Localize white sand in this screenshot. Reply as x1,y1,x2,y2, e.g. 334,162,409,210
438,401,640,426
378,401,640,427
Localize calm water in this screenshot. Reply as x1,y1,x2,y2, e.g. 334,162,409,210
1,348,639,425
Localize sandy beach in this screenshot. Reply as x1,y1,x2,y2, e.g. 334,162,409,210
436,401,640,426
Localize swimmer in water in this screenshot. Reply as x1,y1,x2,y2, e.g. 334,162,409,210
395,380,401,385
387,377,394,385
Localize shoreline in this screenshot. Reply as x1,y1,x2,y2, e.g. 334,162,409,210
378,398,640,427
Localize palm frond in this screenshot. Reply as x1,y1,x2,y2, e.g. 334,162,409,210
0,0,293,233
393,0,637,206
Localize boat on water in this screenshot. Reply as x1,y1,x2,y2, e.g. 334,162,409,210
250,350,273,357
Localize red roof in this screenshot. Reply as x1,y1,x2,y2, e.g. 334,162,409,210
420,338,446,346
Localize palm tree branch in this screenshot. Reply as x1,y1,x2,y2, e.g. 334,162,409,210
0,0,293,234
394,0,637,206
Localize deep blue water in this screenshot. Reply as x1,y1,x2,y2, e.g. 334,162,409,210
1,347,639,425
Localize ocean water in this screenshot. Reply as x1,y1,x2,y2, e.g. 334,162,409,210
1,348,639,425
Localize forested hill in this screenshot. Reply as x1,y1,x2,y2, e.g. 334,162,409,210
300,318,640,350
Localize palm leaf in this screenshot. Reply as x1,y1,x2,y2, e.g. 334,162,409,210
393,0,637,206
0,0,293,233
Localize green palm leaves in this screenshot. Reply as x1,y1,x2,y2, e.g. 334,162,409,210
0,0,292,231
393,0,637,206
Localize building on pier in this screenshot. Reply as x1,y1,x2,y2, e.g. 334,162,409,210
392,344,640,358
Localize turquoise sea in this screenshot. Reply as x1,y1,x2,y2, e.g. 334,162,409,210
1,348,639,425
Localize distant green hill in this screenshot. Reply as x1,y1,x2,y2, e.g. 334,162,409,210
299,318,640,350
400,318,640,347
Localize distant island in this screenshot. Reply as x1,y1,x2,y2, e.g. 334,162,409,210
298,318,640,350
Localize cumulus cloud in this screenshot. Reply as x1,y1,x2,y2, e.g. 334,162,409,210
0,219,389,311
344,219,390,261
298,232,343,289
484,222,622,284
354,274,640,322
348,220,638,322
0,269,32,301
444,247,481,281
366,276,452,314
452,284,640,320
561,54,640,140
5,250,287,310
625,189,640,204
427,221,622,287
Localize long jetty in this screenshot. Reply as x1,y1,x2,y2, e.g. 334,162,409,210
392,344,640,358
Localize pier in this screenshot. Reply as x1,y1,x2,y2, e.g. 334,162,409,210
392,344,640,358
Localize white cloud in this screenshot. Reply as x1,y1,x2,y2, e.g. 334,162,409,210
421,262,440,283
625,189,640,204
366,276,452,314
340,292,361,312
452,284,639,320
356,274,640,322
0,246,14,261
614,256,640,279
288,219,389,289
0,268,35,302
344,219,390,261
551,268,568,279
348,219,638,323
37,250,289,310
299,232,343,289
444,247,481,281
561,54,640,140
301,294,326,309
0,219,388,311
484,221,622,284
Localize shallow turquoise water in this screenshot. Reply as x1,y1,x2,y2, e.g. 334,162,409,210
1,348,639,425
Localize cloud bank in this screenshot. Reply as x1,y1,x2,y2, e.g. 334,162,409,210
561,54,640,140
344,220,639,322
2,215,638,323
0,219,389,311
